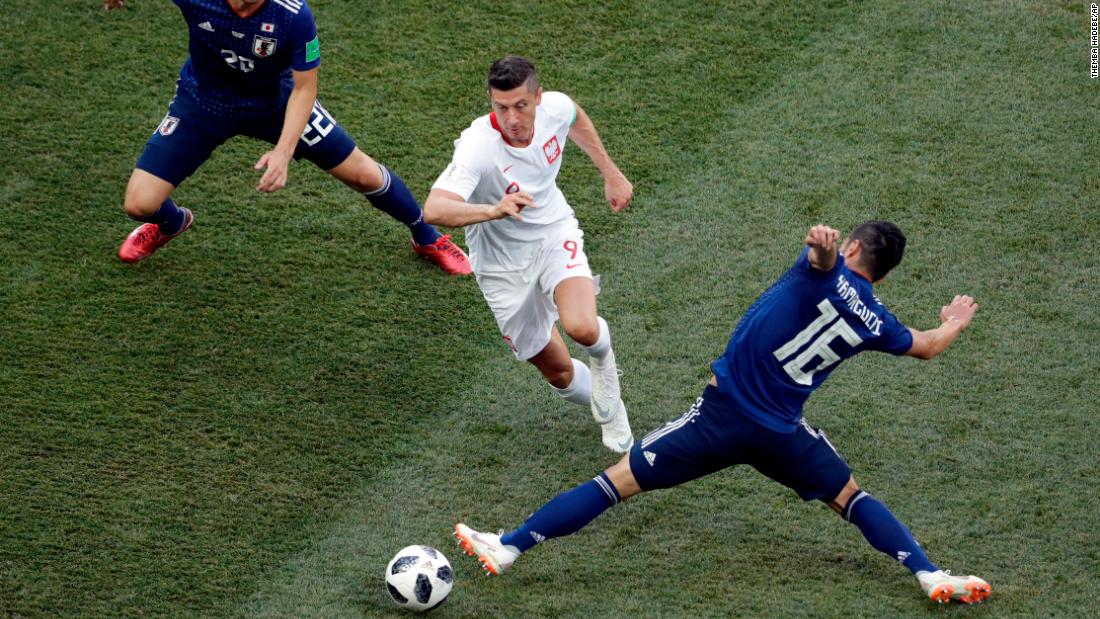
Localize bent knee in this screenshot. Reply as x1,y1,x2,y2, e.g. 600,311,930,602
563,319,600,347
543,364,575,389
124,170,173,217
827,476,861,516
335,152,384,193
123,192,164,218
605,454,642,500
351,166,384,193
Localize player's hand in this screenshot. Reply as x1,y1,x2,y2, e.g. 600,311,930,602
493,192,537,221
255,149,292,193
604,171,633,212
940,295,979,330
804,225,840,251
104,0,124,10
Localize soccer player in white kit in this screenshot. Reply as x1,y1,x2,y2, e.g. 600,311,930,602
424,56,634,453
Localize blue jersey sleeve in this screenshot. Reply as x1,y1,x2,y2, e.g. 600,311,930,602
793,246,843,278
290,4,320,72
866,307,913,355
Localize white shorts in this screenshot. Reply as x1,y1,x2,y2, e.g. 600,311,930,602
473,223,593,360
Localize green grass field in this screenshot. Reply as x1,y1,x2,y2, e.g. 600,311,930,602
2,0,1098,616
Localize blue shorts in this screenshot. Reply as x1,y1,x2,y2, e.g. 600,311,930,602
135,86,358,187
628,385,851,502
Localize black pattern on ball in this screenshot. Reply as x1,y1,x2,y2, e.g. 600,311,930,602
436,564,454,585
391,556,418,575
386,583,408,604
420,546,438,559
414,573,433,603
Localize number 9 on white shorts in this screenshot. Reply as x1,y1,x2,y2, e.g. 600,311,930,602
474,225,593,361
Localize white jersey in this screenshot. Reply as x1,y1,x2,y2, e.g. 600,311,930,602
432,91,578,272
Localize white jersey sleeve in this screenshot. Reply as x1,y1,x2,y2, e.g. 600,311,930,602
432,130,493,201
539,91,577,132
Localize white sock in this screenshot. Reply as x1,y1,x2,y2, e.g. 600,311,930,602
550,358,592,406
581,316,612,361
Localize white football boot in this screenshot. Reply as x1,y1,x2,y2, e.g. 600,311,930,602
917,570,991,604
454,524,520,576
600,399,634,453
589,349,634,453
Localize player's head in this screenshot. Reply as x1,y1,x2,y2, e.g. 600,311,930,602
841,221,907,282
487,56,543,147
488,55,540,93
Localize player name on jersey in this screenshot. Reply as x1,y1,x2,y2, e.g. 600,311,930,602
836,274,884,335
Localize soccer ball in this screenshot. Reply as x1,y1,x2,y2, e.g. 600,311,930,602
384,545,454,612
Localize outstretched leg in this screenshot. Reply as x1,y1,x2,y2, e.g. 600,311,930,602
455,454,642,575
456,388,731,576
327,148,471,275
829,477,991,604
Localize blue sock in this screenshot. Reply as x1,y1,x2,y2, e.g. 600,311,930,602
363,165,440,246
843,491,938,574
500,472,621,553
130,197,186,236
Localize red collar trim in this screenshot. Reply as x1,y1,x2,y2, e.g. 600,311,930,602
489,112,530,148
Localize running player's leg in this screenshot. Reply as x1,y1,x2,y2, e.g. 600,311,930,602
554,277,599,348
527,328,633,454
530,278,631,452
556,280,633,449
547,235,607,358
120,91,226,262
457,386,737,574
477,265,585,403
528,329,589,401
478,267,598,413
554,278,617,411
119,172,193,262
544,230,633,449
526,329,631,453
282,101,470,274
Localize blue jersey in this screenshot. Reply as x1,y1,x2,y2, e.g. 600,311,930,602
711,248,914,433
172,0,320,117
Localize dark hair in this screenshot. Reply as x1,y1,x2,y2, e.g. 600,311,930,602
847,221,906,281
488,56,539,92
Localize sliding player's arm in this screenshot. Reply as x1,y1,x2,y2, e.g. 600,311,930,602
568,103,632,212
424,188,537,227
905,295,979,360
256,67,317,193
804,225,840,271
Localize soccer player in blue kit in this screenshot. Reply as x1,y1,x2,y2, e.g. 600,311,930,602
117,0,471,275
456,222,993,605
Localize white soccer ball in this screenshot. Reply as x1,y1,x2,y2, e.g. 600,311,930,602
384,545,454,612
